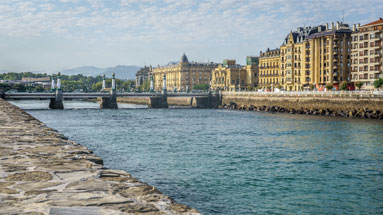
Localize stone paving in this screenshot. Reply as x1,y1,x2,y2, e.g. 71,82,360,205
0,99,200,215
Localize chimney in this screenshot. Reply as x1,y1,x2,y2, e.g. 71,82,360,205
326,23,329,30
357,23,360,29
318,26,322,32
331,22,335,29
353,24,356,31
336,21,340,30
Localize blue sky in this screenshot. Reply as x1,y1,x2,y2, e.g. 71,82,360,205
0,0,381,73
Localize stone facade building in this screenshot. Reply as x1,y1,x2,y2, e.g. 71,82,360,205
152,54,218,92
245,56,259,88
135,66,151,89
211,60,247,91
259,48,280,90
351,18,383,90
305,22,353,90
280,26,321,91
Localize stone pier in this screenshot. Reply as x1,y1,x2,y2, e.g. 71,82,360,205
0,98,199,215
100,73,118,109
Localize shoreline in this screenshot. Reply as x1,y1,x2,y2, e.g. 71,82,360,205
0,98,199,215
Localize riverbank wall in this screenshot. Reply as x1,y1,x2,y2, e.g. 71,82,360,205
0,98,199,215
221,91,383,120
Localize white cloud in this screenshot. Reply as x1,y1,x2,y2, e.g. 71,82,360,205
0,0,381,71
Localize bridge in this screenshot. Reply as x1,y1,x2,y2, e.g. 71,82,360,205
1,73,220,109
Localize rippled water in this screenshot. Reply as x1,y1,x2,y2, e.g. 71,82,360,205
10,100,383,214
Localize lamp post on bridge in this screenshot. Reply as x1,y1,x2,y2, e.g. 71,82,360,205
51,77,55,92
161,74,168,108
112,73,116,92
57,72,61,91
162,74,167,93
150,75,154,93
102,74,106,91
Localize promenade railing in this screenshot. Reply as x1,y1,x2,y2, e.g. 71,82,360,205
222,90,383,97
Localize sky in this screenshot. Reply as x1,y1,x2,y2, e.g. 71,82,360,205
0,0,381,73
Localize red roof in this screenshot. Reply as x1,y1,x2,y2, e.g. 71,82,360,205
361,18,383,27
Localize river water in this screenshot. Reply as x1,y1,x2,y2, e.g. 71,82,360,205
10,100,383,214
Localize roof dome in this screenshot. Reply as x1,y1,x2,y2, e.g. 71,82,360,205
181,53,189,63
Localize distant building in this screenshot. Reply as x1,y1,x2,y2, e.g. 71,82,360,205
152,53,218,92
245,56,259,88
22,77,51,83
259,48,280,90
351,18,383,90
21,77,51,89
211,60,247,91
135,66,151,88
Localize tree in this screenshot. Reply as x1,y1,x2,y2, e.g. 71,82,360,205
35,85,45,92
355,82,363,90
193,84,209,91
92,82,103,91
12,84,26,92
340,81,348,91
373,78,383,90
140,80,150,92
3,73,22,80
325,84,333,91
0,83,11,92
309,84,315,91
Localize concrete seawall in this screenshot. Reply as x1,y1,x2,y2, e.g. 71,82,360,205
221,92,383,119
0,99,199,215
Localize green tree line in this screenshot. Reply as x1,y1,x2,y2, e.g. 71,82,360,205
0,72,136,92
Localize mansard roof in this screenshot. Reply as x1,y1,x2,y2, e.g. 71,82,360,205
282,25,324,45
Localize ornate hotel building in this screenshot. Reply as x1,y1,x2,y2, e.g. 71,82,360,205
305,22,353,90
259,48,280,90
151,54,218,92
351,18,383,90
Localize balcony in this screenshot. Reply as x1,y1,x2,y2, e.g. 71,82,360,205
333,58,339,62
371,36,382,42
333,65,338,69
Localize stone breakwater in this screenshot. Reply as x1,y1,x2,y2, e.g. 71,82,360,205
0,99,199,215
221,92,383,120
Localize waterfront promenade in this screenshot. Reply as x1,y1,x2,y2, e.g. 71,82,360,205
0,98,199,215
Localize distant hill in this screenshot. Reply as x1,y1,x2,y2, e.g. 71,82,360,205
61,65,141,80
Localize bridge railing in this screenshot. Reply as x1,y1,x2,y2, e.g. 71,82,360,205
3,91,213,99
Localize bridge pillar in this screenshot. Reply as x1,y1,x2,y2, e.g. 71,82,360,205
191,91,220,108
100,73,118,109
149,74,168,108
49,72,64,109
